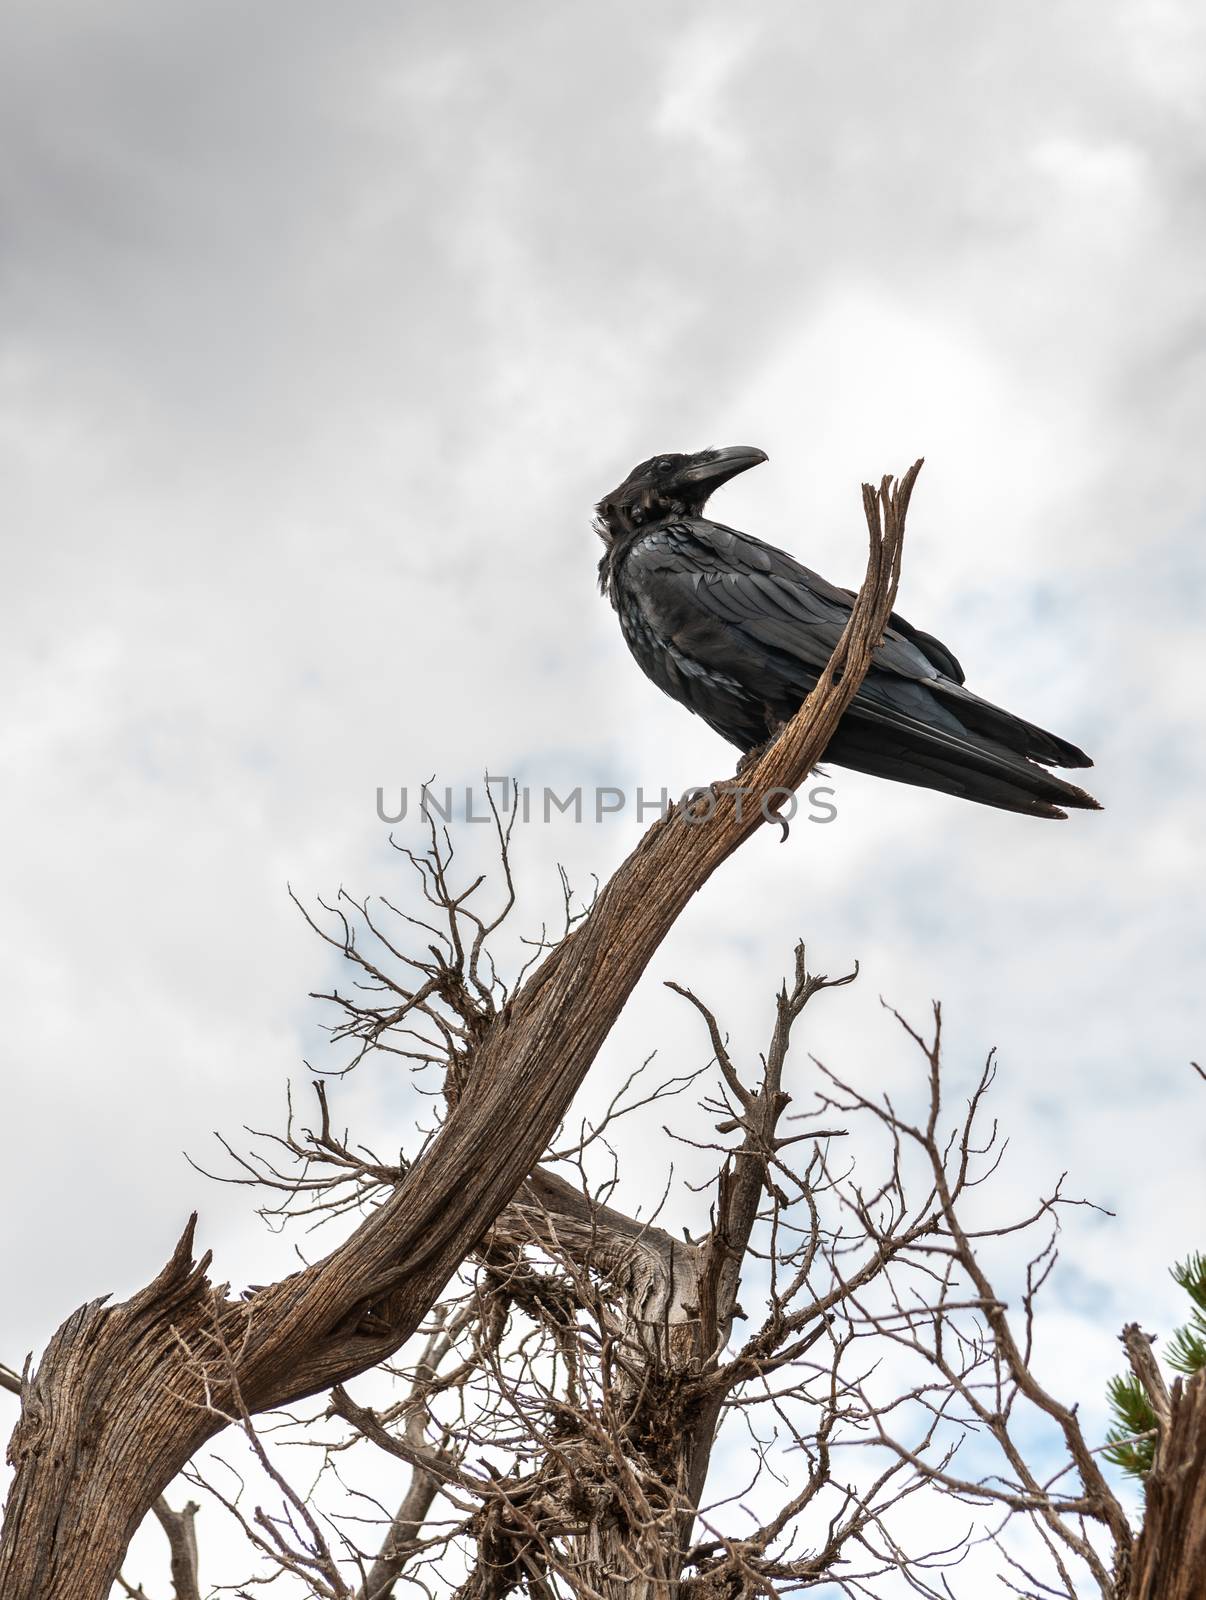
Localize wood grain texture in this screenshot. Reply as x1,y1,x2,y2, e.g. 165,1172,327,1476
1129,1372,1206,1600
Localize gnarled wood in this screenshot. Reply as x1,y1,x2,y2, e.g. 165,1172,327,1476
0,466,919,1600
1129,1370,1206,1600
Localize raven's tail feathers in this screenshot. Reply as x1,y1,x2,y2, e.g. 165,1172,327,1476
931,679,1094,770
828,717,1101,820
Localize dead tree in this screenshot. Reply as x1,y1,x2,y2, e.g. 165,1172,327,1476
149,931,1204,1598
0,466,920,1600
30,831,1199,1598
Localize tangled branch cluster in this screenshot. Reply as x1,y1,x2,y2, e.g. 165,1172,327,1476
156,814,1146,1600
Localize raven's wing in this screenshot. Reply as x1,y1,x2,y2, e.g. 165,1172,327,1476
612,556,764,750
625,518,1090,770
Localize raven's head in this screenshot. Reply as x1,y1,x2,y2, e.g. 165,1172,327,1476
594,446,768,548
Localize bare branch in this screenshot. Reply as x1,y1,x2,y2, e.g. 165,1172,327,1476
150,1498,201,1600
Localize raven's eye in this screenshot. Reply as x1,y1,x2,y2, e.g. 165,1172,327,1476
655,457,674,473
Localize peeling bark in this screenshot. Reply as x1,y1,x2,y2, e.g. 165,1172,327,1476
1128,1371,1206,1600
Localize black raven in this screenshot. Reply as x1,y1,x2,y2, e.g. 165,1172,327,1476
596,447,1099,819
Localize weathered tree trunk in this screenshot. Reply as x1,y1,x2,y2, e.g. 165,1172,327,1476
1129,1369,1206,1600
0,470,918,1600
513,959,837,1597
496,1167,707,1598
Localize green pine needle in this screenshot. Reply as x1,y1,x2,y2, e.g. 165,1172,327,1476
1171,1253,1206,1318
1104,1375,1158,1479
1165,1312,1206,1376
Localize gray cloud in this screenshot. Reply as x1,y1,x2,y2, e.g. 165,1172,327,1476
2,0,1204,1588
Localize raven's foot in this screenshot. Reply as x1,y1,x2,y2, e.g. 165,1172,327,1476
734,736,793,842
736,719,790,775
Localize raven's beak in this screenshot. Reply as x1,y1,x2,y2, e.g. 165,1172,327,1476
676,445,768,490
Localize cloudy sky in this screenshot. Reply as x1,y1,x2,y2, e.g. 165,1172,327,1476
2,0,1204,1591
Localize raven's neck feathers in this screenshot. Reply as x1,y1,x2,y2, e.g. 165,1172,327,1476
597,513,706,606
597,515,664,605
